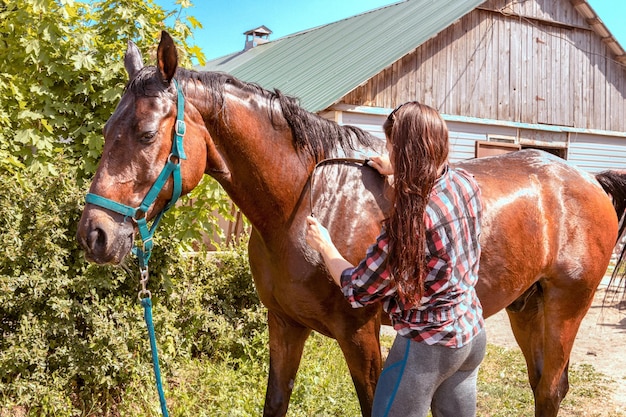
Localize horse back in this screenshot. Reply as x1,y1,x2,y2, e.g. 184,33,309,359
310,160,390,264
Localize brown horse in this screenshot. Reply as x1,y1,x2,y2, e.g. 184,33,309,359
77,31,626,417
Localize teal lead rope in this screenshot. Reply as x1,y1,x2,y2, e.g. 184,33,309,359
141,297,169,417
85,79,188,417
138,266,169,417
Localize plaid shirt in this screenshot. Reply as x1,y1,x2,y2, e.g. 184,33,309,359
340,167,484,348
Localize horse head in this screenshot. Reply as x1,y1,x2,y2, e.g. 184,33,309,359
77,31,210,264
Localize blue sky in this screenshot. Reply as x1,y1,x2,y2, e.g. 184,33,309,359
154,0,400,61
153,0,626,63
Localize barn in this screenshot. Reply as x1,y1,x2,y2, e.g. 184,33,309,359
200,0,626,173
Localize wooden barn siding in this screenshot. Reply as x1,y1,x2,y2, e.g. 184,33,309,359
341,0,626,133
338,112,517,164
568,134,626,172
335,107,626,173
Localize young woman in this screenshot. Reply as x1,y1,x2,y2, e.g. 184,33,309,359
305,102,485,417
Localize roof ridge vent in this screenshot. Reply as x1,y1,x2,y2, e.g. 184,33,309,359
244,25,272,51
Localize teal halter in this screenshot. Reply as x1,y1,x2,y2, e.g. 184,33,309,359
85,79,187,269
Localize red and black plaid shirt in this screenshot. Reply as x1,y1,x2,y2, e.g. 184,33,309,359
340,167,484,348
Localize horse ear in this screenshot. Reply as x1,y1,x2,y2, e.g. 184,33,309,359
156,31,178,84
124,40,143,80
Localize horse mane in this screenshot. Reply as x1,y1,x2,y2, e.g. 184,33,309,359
128,67,378,162
271,89,377,161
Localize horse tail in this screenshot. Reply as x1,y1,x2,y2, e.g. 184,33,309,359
596,171,626,240
595,170,626,296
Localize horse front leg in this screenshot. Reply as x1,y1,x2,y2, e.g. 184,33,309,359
335,315,382,417
263,309,312,417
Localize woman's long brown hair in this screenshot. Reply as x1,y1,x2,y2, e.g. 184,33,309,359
382,102,449,306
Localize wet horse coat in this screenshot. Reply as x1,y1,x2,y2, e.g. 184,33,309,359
77,32,626,417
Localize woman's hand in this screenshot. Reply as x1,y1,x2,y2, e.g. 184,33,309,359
305,216,354,286
305,216,333,252
368,155,393,176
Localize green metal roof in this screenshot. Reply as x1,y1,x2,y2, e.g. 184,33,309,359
198,0,484,112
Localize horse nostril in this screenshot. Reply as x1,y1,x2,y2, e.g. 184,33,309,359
87,227,107,252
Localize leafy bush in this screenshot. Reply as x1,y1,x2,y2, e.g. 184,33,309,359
0,1,260,415
0,162,264,416
153,247,266,361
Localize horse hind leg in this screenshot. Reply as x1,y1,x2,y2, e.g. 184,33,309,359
506,278,595,417
506,284,556,414
264,310,312,416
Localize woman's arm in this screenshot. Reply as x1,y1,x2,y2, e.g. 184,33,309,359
306,216,397,307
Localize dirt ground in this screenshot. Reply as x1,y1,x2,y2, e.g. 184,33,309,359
486,277,626,413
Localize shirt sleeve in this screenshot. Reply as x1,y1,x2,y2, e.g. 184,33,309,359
339,230,397,307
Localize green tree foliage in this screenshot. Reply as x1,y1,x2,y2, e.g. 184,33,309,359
0,0,233,247
0,0,204,176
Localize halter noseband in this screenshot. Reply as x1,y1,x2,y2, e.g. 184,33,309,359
85,79,187,269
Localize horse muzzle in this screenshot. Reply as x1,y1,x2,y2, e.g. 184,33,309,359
77,207,135,265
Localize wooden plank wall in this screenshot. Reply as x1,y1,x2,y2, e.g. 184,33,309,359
341,0,626,133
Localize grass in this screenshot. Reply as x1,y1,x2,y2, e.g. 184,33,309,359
112,332,620,416
477,344,624,417
116,330,361,417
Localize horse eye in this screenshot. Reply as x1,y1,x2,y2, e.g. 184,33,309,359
139,131,157,144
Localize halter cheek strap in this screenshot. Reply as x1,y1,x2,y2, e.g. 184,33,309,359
85,78,187,269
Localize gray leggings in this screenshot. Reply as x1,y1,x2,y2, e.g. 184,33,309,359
372,329,487,417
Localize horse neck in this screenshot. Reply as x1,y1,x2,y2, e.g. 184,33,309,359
188,87,311,238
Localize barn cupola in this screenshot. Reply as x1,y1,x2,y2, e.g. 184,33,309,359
244,26,272,51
